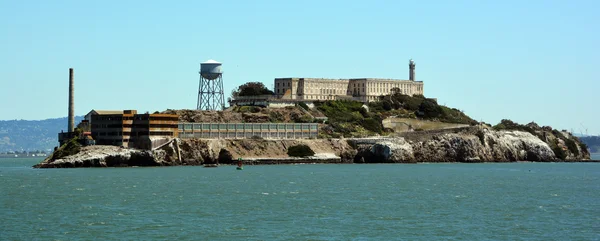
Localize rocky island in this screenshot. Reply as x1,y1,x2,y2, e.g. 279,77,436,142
34,92,590,168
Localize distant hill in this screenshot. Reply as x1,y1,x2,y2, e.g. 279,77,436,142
579,136,600,153
0,116,83,153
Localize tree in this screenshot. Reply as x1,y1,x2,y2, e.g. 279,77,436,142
231,82,274,98
418,98,443,118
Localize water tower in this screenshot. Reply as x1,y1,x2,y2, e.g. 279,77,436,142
197,59,225,110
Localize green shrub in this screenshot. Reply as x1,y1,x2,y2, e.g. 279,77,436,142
361,118,383,133
418,98,443,118
317,101,367,126
238,106,251,112
368,101,386,112
52,138,81,160
553,145,567,160
294,114,313,123
382,100,393,111
392,94,423,111
269,111,284,122
287,144,315,157
358,107,368,117
493,119,536,135
238,106,261,113
565,138,579,156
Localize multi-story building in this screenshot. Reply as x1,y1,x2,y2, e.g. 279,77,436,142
88,110,179,149
274,59,423,102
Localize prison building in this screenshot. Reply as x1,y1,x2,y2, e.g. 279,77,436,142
178,123,319,139
274,77,424,102
273,59,423,102
88,110,179,149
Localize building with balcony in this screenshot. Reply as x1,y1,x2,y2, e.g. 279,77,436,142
88,110,179,149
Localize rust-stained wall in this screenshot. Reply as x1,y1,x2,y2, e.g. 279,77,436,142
90,110,178,149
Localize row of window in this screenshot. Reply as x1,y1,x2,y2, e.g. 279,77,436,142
93,131,176,137
179,123,318,131
178,131,317,139
276,82,291,87
92,124,178,129
277,84,422,95
302,95,339,100
91,116,178,121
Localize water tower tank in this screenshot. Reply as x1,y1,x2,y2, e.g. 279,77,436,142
200,59,222,80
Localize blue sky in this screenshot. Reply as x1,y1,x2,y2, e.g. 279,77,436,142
0,0,598,134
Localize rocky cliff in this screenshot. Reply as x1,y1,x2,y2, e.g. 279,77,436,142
352,127,584,163
34,127,590,168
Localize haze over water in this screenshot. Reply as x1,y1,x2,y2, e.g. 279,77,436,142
1,158,599,240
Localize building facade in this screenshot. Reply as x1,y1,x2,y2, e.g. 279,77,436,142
178,123,318,139
274,59,423,102
88,110,179,149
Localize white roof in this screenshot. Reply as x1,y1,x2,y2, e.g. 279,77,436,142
202,59,221,64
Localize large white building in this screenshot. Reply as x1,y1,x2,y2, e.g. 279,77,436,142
274,59,423,102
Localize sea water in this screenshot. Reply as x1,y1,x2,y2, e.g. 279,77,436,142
1,158,599,240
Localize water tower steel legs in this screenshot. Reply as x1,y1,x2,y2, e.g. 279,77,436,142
197,75,225,111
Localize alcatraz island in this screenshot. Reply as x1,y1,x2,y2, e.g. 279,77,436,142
34,60,590,168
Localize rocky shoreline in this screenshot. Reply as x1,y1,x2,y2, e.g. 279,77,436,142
34,126,592,168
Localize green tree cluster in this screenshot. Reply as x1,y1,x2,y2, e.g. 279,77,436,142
231,82,274,97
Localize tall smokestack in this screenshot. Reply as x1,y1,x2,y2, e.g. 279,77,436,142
68,68,74,132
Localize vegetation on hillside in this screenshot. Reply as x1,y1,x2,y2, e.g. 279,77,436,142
49,137,81,161
368,92,476,125
312,92,476,137
314,100,384,138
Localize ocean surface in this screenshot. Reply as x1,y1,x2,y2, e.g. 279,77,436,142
1,158,599,240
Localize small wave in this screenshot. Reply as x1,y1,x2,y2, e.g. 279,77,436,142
262,192,269,195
